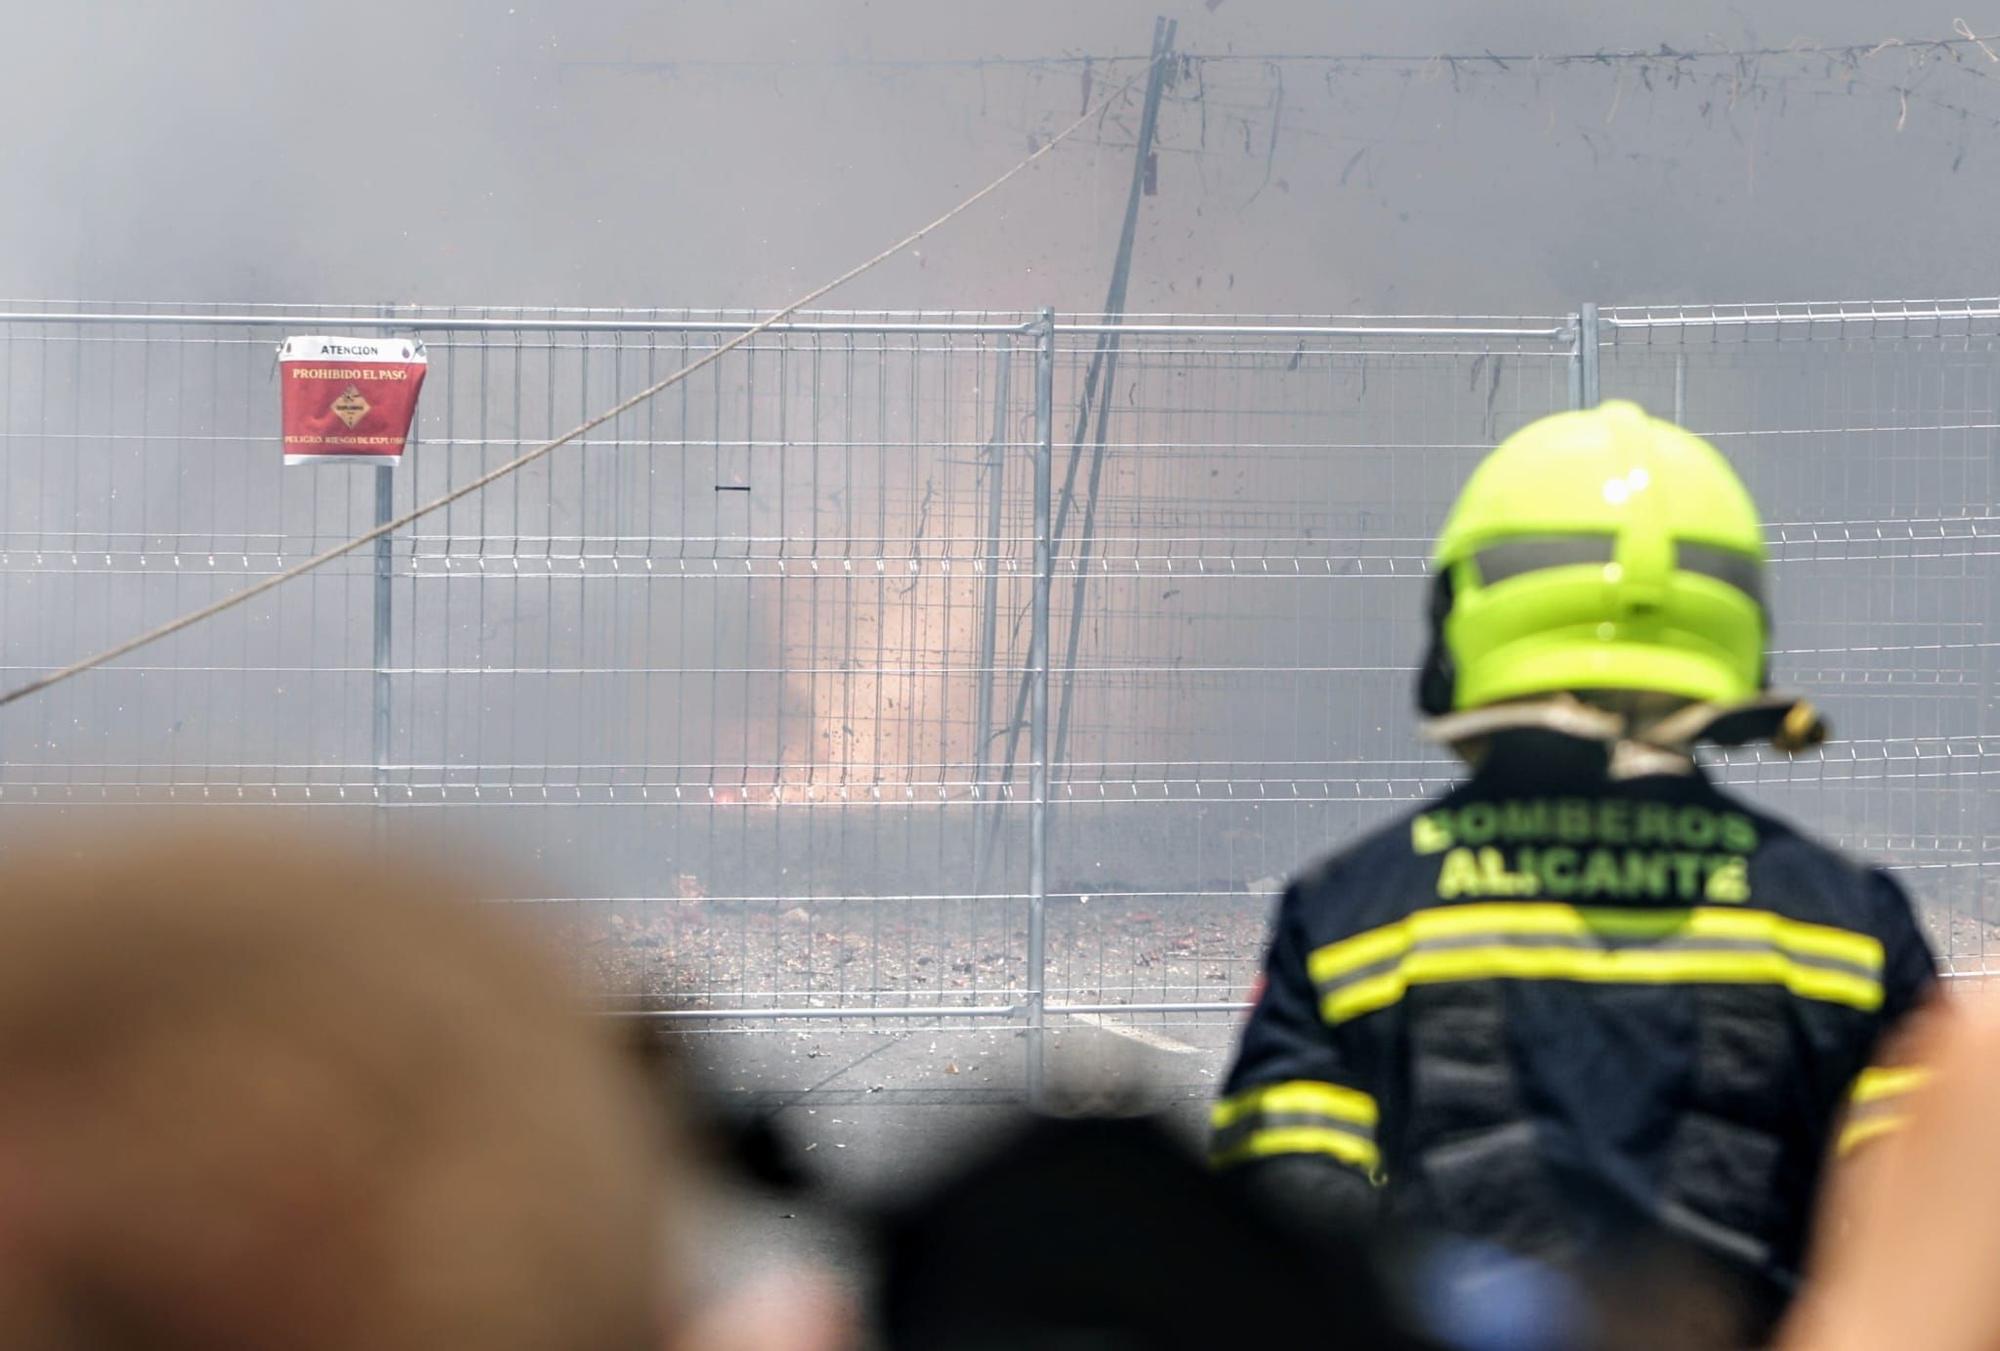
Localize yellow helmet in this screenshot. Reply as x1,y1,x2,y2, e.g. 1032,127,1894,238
1417,401,1768,715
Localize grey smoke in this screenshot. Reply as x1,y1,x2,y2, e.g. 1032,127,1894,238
3,0,1994,311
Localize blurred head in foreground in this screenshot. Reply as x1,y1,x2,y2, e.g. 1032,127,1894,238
876,1112,1441,1350
0,826,671,1351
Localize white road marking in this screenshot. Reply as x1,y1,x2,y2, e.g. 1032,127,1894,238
1063,1013,1201,1055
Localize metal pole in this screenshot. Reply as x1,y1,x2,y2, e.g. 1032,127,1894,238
1673,350,1687,425
971,336,1013,892
1579,301,1602,408
1051,14,1176,775
984,16,1179,840
1567,315,1584,410
1026,307,1055,1106
370,301,400,818
371,464,393,803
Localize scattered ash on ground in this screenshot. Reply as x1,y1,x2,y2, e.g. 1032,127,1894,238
546,880,2000,1010
558,887,1278,1012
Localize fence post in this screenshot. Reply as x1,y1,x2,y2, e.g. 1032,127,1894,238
371,305,398,820
1027,307,1055,1105
372,465,393,803
971,335,1014,893
1567,313,1584,410
1578,301,1601,408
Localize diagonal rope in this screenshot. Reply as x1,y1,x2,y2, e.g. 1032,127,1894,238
0,62,1162,711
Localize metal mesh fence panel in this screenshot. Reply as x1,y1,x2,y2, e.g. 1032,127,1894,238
1036,317,1575,1027
0,306,1048,1026
1598,301,2000,978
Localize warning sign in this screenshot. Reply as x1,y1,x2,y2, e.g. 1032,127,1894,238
278,335,428,466
330,386,371,428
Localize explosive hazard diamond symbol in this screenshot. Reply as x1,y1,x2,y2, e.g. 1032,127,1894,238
330,385,371,429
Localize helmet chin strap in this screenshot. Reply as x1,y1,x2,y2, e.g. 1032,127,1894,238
1422,691,1828,773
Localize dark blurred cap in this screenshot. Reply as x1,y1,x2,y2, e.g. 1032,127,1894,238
874,1112,1438,1351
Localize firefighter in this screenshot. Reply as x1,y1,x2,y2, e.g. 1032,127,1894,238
1212,401,1937,1341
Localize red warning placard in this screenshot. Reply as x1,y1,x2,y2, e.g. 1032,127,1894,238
279,335,428,465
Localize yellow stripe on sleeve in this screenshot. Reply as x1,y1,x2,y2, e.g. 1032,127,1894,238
1837,1113,1910,1158
1849,1065,1931,1106
1209,1125,1382,1173
1211,1079,1378,1131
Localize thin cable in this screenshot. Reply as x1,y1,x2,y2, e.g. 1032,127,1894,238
0,62,1164,711
1182,35,1999,64
557,30,2000,73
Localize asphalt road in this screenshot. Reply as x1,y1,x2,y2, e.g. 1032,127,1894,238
682,1015,1242,1297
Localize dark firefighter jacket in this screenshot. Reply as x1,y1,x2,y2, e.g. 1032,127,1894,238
1213,731,1936,1323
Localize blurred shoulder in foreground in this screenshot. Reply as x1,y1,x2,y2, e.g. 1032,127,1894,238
1781,990,2000,1351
